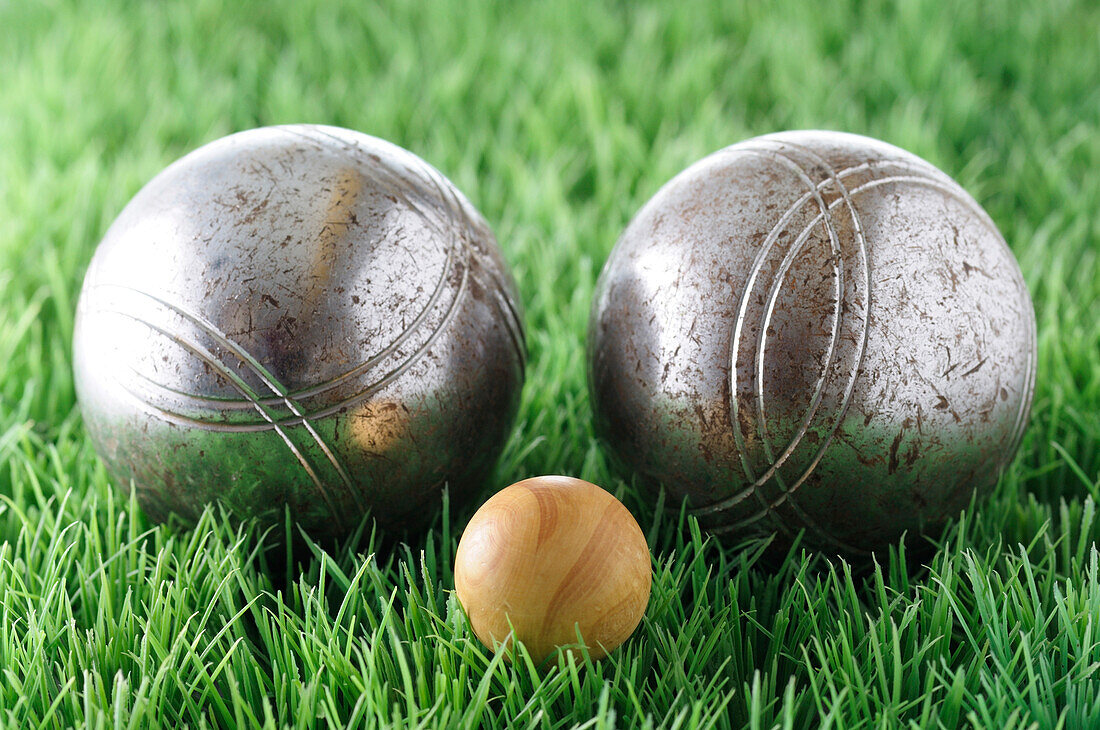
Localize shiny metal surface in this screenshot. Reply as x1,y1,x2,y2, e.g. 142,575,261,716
74,125,525,539
588,131,1036,557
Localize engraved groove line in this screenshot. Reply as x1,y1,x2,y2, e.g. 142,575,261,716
724,145,840,541
100,255,469,430
756,140,873,546
103,287,363,513
750,143,854,490
417,149,528,369
299,123,527,377
707,163,980,548
719,157,890,510
709,142,871,553
747,142,864,553
721,172,983,497
716,168,989,510
100,128,471,412
721,144,854,547
293,124,526,373
108,309,346,529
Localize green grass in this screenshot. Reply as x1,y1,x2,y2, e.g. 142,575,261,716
1,0,1099,727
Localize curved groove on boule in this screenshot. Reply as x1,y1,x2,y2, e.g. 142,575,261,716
419,155,528,369
725,146,840,539
717,161,953,514
702,168,996,523
98,246,471,432
705,169,989,552
96,135,468,413
714,160,874,513
748,140,871,553
102,291,363,512
106,309,347,526
91,167,464,414
709,143,861,551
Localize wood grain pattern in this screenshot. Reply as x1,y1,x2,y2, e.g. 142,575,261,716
454,476,652,662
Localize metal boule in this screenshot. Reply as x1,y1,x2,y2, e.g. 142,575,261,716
74,124,526,540
587,130,1036,557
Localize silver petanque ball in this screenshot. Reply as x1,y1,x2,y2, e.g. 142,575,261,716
74,125,526,540
588,131,1036,557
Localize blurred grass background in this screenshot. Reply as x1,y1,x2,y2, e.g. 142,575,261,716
0,0,1098,727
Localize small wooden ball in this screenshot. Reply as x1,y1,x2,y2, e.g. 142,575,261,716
454,476,652,661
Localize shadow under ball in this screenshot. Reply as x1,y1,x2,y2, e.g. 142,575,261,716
73,125,526,540
454,476,652,662
588,131,1036,558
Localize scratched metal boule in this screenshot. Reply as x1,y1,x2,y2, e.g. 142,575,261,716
73,125,526,540
587,130,1036,557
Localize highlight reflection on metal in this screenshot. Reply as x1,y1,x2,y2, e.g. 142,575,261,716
587,131,1036,556
74,125,525,539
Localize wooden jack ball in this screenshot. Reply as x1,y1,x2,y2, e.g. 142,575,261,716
454,476,652,662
